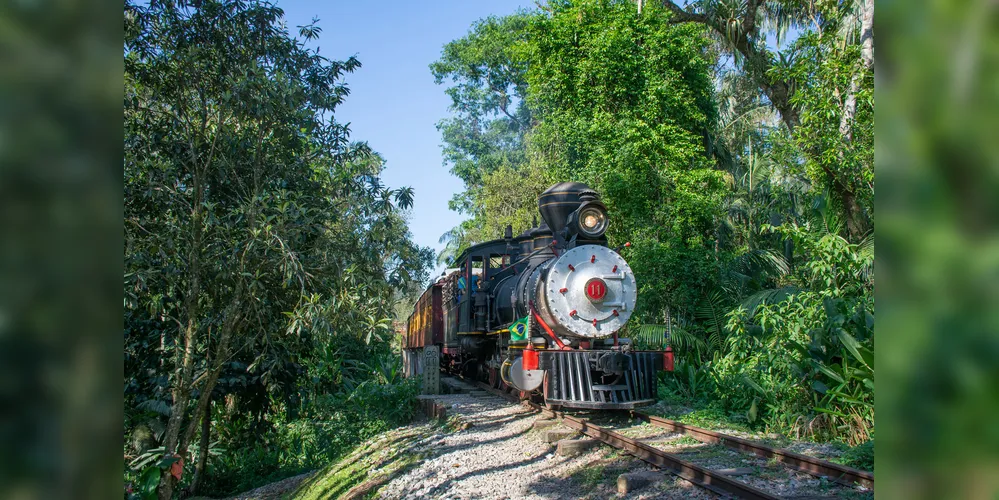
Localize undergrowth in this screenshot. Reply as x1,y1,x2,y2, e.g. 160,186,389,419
197,379,420,497
290,425,432,500
654,387,875,472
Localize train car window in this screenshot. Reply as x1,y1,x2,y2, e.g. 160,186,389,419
470,257,483,293
489,254,504,273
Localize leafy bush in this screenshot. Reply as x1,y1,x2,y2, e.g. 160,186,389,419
659,358,717,402
836,438,875,471
654,224,873,448
198,378,419,497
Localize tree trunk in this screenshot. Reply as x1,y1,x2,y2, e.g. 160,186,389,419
186,400,212,497
821,164,870,241
662,0,801,132
159,153,205,500
838,0,874,141
840,181,869,241
834,0,874,240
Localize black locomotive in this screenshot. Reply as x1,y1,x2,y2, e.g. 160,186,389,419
404,182,673,409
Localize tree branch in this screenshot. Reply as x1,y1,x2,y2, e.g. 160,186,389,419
661,1,799,130
743,0,760,36
661,0,709,24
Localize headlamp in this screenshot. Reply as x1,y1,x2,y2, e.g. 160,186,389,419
576,205,608,237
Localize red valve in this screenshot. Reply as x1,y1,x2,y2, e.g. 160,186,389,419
591,255,596,263
569,309,577,317
568,264,575,272
523,348,539,371
559,287,568,293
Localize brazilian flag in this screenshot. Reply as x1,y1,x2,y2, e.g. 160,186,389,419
509,316,530,342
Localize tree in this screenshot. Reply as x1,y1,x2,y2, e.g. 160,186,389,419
770,31,873,240
433,2,727,303
524,0,724,319
660,0,800,129
124,1,429,497
430,14,537,253
660,0,874,240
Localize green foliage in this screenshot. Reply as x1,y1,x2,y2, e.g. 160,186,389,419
123,1,430,497
430,13,538,263
835,439,874,472
715,225,874,443
435,0,874,451
430,13,534,188
660,358,717,401
199,379,418,496
522,0,725,323
771,32,874,226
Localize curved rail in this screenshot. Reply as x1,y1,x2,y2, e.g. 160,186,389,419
459,377,874,498
630,411,874,489
464,380,780,499
557,411,780,499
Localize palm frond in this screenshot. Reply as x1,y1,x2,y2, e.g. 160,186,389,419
696,291,729,353
740,286,800,316
857,232,874,283
635,323,707,353
727,248,790,285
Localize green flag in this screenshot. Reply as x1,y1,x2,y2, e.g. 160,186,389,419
509,316,529,342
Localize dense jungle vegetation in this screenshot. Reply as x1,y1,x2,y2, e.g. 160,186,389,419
434,0,873,453
124,0,873,498
124,2,433,498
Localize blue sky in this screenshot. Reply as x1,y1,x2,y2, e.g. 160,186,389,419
278,0,532,268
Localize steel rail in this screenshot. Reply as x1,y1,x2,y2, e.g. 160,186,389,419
558,413,780,500
462,379,780,499
457,376,873,493
632,412,874,489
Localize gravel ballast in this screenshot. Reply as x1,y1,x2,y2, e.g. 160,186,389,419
376,393,712,499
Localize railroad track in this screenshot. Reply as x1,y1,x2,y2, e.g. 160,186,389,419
452,378,873,499
630,411,874,489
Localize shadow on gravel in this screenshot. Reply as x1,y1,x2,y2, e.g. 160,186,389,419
426,452,550,497
521,453,681,500
429,423,534,457
462,412,531,429
468,413,533,425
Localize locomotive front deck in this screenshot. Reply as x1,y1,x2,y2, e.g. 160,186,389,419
539,350,661,410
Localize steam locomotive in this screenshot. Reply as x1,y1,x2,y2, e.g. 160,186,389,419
403,183,674,409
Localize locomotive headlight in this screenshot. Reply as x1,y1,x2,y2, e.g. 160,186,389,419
576,205,608,237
